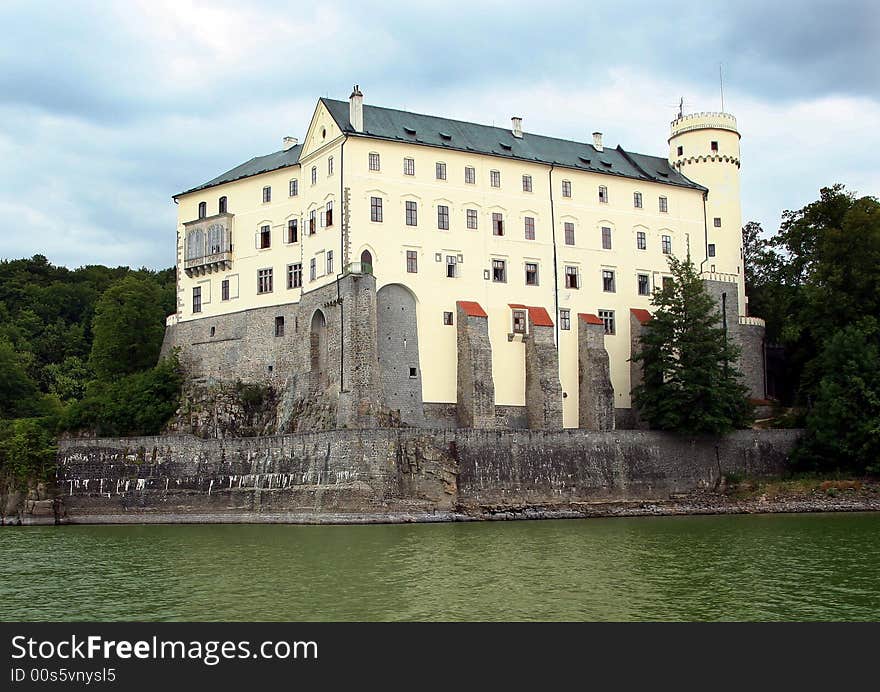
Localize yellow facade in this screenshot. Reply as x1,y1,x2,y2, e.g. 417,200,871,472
173,95,746,428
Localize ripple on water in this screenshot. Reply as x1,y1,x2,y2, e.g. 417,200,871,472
1,513,879,621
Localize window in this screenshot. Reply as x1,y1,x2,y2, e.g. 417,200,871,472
599,309,615,335
221,279,229,301
192,286,202,313
409,367,418,379
325,201,333,227
565,265,579,289
406,250,418,273
708,244,716,257
262,186,271,203
218,196,227,214
210,326,215,337
490,170,500,187
512,309,527,334
637,230,647,250
637,273,650,296
598,185,608,203
437,205,449,230
275,316,284,337
714,217,722,227
659,196,668,213
259,225,271,249
436,162,447,180
287,219,298,243
492,212,504,236
309,210,317,235
370,196,383,222
257,268,273,294
310,166,317,185
662,235,672,254
522,175,532,192
711,140,719,152
602,269,616,292
633,192,643,208
662,276,674,291
446,255,458,278
524,216,535,240
601,226,612,250
198,202,206,219
677,145,683,156
289,179,298,197
562,180,572,198
525,262,539,286
328,156,334,175
464,166,475,184
405,201,418,226
466,208,478,230
564,222,575,246
560,309,571,331
404,157,415,176
309,258,316,282
287,262,302,289
443,311,454,326
492,259,506,283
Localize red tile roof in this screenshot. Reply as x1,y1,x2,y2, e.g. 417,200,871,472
527,306,554,327
508,304,553,327
578,312,604,325
630,308,652,324
457,300,488,318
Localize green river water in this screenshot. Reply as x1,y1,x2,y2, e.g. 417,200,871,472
2,513,879,621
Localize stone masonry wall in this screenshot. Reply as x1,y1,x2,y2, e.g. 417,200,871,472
456,304,495,428
50,429,802,524
524,318,563,429
578,316,615,430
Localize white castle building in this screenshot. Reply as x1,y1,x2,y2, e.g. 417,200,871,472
163,86,765,431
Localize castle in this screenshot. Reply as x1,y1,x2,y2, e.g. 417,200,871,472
161,86,765,432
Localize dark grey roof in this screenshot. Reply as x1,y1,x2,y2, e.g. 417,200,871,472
176,99,706,198
174,144,302,198
321,98,705,192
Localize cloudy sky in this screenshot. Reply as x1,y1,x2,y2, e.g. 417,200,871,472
1,0,877,269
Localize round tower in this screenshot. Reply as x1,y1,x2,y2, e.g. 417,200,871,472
668,111,745,311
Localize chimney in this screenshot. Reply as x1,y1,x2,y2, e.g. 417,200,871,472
593,131,603,152
349,84,364,133
282,136,298,151
511,116,523,138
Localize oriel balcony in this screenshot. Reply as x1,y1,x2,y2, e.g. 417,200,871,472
183,213,234,277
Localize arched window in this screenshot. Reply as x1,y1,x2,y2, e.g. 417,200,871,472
198,201,207,219
310,310,328,388
218,196,227,214
186,228,205,260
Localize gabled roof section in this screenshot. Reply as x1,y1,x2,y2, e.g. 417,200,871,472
174,145,302,199
320,98,705,192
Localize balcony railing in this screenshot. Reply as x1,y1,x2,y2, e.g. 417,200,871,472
345,262,373,275
184,249,233,276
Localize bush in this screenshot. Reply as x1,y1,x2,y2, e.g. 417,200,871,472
0,417,58,489
62,356,183,436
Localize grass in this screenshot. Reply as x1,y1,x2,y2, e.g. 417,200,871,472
725,473,875,500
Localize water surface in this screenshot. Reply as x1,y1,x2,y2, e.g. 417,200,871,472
2,513,879,621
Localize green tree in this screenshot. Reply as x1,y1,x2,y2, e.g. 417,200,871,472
90,275,168,379
0,418,58,489
0,341,42,418
62,355,182,436
796,319,880,474
631,255,752,435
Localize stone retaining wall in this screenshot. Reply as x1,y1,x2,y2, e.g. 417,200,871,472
33,428,803,525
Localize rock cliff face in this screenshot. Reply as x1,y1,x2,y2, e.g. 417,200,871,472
44,429,803,525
